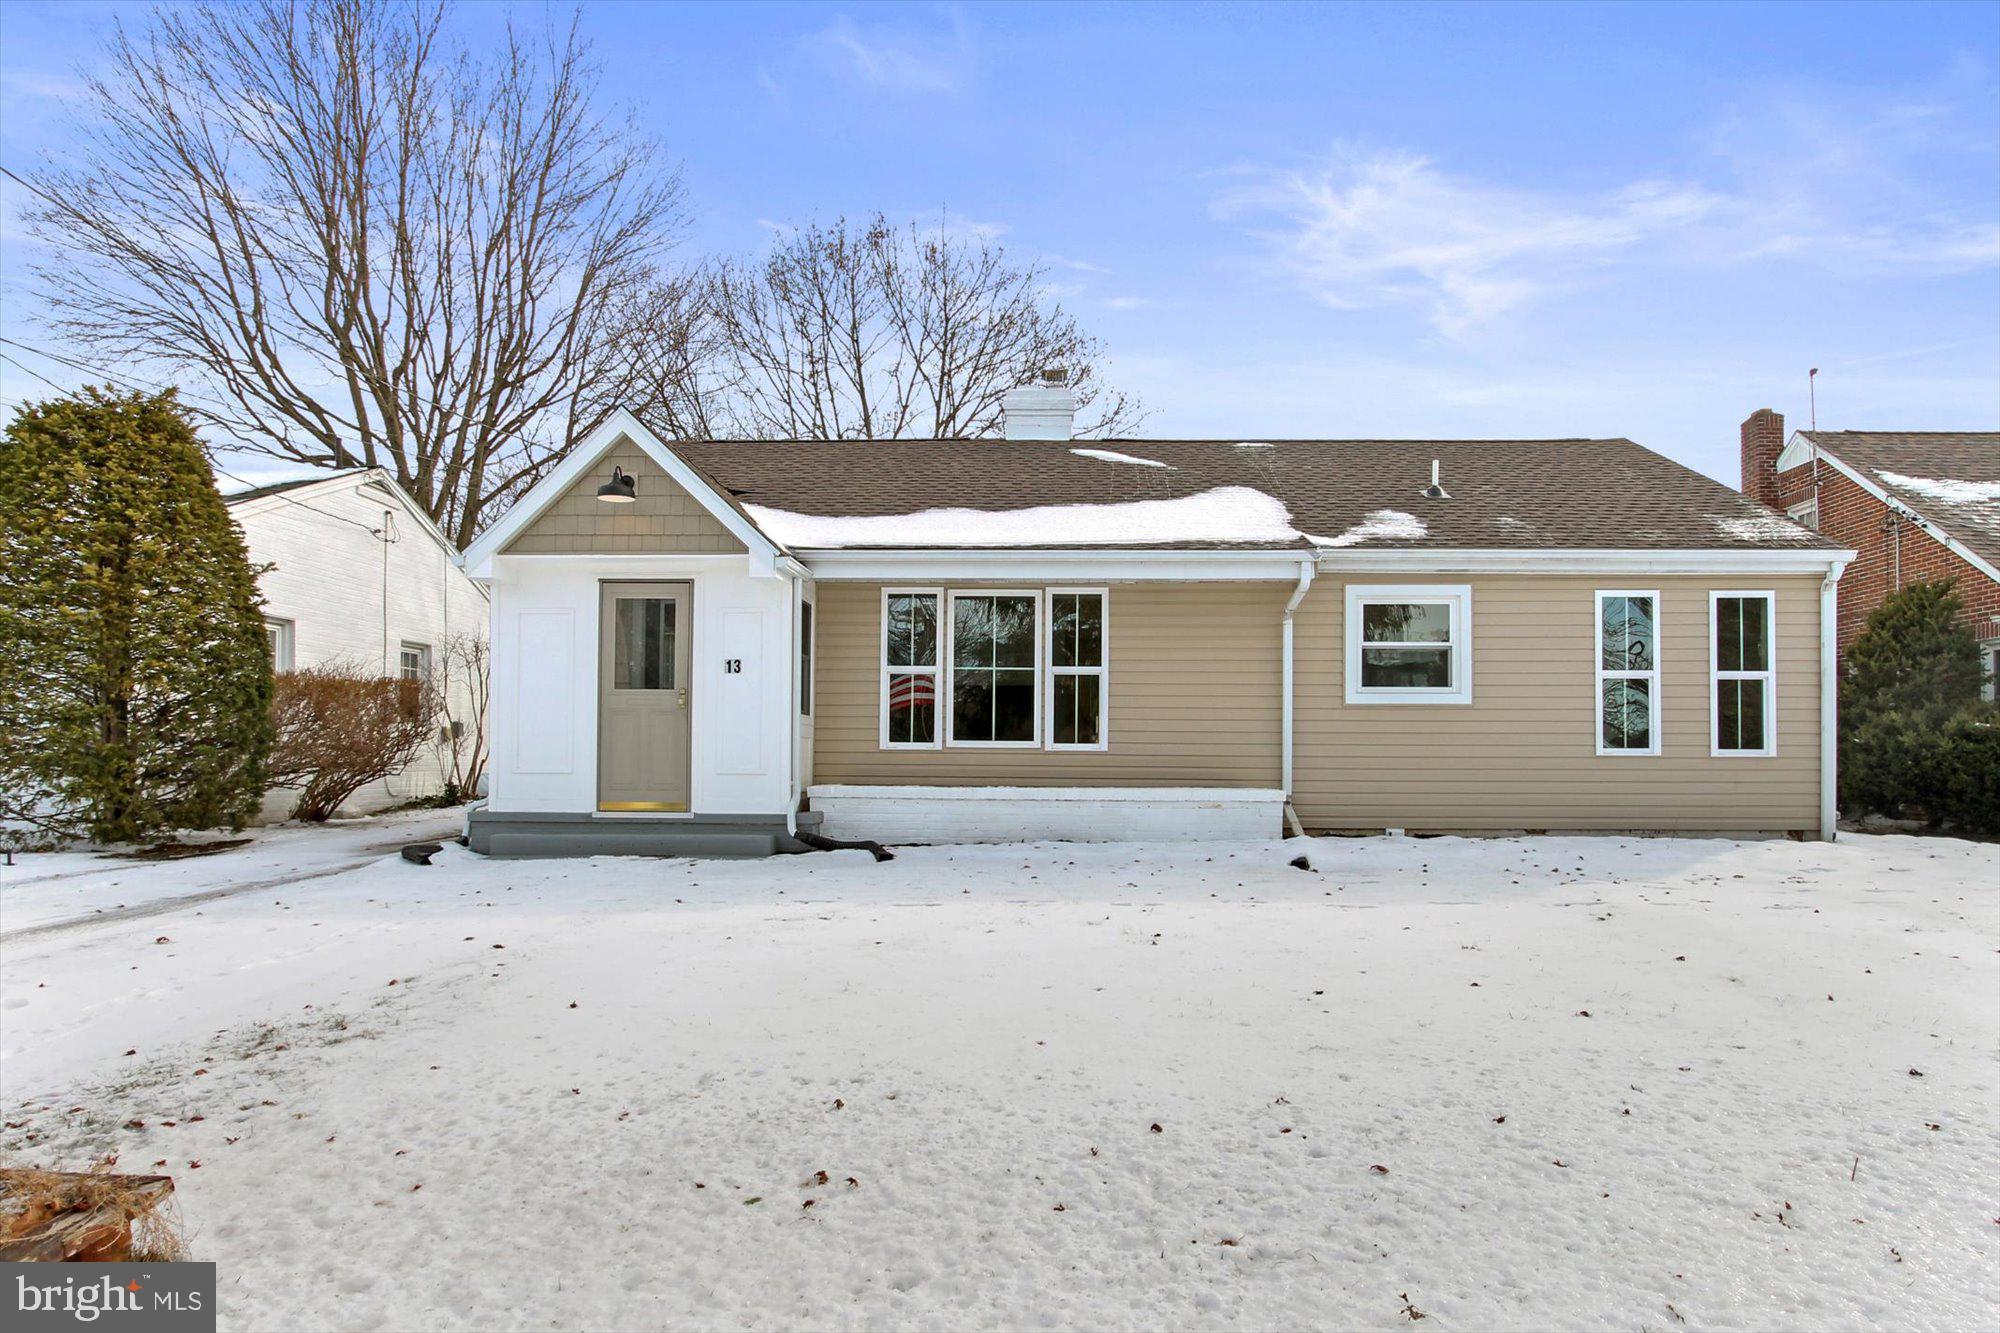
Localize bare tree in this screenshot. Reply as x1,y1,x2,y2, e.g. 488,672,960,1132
681,215,1141,439
23,0,688,545
430,631,490,801
267,663,439,822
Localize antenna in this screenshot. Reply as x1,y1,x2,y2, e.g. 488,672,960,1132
1808,367,1819,431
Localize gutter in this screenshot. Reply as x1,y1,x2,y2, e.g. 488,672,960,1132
1819,557,1851,841
1281,557,1316,833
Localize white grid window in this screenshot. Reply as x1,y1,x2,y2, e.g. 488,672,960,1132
1344,584,1473,705
946,591,1041,747
1595,591,1659,755
1047,589,1107,751
1711,592,1776,756
880,589,940,749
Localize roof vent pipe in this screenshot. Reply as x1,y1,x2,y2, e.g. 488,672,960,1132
1002,369,1077,440
1422,458,1450,500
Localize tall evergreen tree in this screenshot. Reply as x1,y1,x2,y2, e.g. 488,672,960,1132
1838,579,1985,824
1,388,273,844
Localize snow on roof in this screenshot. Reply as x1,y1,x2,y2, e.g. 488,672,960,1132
1308,509,1429,548
1068,447,1175,470
1877,472,2000,506
1712,513,1822,545
744,486,1306,549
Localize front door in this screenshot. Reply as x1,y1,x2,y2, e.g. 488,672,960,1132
598,582,692,811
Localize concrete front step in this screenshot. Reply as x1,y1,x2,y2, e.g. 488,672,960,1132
467,808,822,859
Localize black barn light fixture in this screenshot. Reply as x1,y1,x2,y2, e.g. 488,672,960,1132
596,465,637,503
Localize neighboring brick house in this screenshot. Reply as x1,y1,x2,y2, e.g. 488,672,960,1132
1740,411,1999,694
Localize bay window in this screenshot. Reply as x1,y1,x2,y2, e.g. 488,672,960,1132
1595,591,1659,755
1344,584,1473,704
1711,591,1776,756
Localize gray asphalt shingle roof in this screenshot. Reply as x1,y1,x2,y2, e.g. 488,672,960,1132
668,437,1839,553
1797,431,2000,569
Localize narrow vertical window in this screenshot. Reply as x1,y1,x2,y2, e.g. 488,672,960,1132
799,601,814,717
264,617,295,672
948,591,1039,745
1047,589,1107,750
881,590,939,747
1712,592,1776,756
1595,591,1658,755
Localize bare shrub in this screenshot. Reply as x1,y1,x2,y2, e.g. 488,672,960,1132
268,666,439,822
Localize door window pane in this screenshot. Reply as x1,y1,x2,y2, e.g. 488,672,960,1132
952,594,1038,742
614,598,675,690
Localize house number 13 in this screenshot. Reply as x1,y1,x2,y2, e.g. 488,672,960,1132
723,659,742,673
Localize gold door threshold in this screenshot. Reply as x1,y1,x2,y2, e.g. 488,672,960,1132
597,801,689,813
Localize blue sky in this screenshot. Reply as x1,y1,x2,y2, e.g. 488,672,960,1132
2,0,1996,485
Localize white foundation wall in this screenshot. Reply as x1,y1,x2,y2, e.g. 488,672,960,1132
487,554,796,817
808,785,1286,844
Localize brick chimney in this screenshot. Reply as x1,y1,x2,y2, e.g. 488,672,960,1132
1739,408,1785,510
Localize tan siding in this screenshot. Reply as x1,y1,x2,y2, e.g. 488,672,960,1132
812,571,1826,835
503,437,745,555
1292,574,1824,833
811,582,1286,787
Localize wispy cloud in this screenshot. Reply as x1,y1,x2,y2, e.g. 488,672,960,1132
1217,149,1722,334
1220,76,2000,337
807,9,973,95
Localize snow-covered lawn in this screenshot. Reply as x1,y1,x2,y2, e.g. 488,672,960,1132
2,830,1995,1331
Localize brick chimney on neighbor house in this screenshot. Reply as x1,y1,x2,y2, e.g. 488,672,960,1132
1740,408,1786,510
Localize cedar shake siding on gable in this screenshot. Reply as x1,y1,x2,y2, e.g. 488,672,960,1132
809,574,1824,835
503,437,746,555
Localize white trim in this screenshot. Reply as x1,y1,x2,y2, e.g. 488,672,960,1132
1044,587,1109,752
460,409,783,578
801,546,1855,582
879,587,942,751
1593,590,1661,756
1821,562,1848,839
1709,590,1778,757
263,616,296,673
1312,548,1853,575
944,588,1044,748
1780,432,2000,584
1344,583,1474,705
1786,497,1821,531
1281,560,1316,798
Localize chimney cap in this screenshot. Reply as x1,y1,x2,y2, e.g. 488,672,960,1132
1039,366,1069,386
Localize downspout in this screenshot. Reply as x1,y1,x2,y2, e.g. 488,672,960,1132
785,568,801,841
1281,557,1316,836
1819,557,1849,842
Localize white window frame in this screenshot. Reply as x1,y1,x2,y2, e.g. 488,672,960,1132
1979,638,1998,704
799,598,815,718
1594,589,1661,756
1786,497,1820,531
945,588,1044,749
879,587,942,750
264,617,295,672
1045,586,1109,752
398,640,432,684
1343,583,1474,705
1709,590,1777,757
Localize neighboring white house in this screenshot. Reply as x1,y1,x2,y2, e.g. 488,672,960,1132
225,467,490,819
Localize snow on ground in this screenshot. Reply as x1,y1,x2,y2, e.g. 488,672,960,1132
1,808,465,935
2,831,1996,1331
